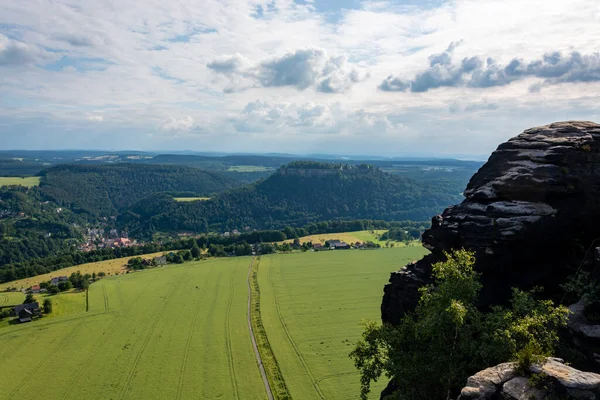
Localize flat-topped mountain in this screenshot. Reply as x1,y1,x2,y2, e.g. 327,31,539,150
121,161,463,235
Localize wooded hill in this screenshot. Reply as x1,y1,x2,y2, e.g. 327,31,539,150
39,164,237,216
120,161,464,236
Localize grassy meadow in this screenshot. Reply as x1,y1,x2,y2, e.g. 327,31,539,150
257,247,428,399
0,246,429,399
0,257,266,400
227,166,274,172
0,176,41,187
283,229,418,247
0,252,167,291
173,197,211,202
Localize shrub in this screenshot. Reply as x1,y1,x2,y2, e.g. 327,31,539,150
350,249,569,400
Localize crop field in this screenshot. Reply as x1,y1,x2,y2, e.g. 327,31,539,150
174,197,212,202
0,257,266,400
257,247,429,399
283,230,418,247
0,251,167,291
0,176,41,187
0,246,428,399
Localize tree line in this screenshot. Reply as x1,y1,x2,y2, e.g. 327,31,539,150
0,219,426,284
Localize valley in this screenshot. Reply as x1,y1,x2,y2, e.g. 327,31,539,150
0,247,427,400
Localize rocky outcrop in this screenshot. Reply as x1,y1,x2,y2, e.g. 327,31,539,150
382,121,600,325
459,358,600,399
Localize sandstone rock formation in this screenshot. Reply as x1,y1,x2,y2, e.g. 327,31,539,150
382,121,600,326
459,358,600,400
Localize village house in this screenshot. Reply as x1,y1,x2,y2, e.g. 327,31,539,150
50,276,68,286
29,284,41,293
14,302,40,323
334,241,350,249
153,256,167,265
313,243,323,250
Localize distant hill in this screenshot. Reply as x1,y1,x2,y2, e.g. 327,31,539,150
39,164,237,216
120,161,465,236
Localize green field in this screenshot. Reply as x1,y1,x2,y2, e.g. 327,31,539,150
0,258,266,400
0,176,41,187
173,197,211,202
0,247,428,399
258,248,428,399
227,166,274,172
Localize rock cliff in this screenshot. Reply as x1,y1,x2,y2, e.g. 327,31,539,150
459,358,600,400
382,121,600,325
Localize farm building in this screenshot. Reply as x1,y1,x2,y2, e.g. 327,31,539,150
29,284,41,293
50,276,68,285
313,243,323,249
333,242,350,249
14,302,40,323
154,256,167,265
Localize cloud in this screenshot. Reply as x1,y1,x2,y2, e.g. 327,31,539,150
87,115,104,122
230,100,399,136
380,44,600,92
207,48,367,93
161,116,199,132
0,34,46,67
207,53,251,74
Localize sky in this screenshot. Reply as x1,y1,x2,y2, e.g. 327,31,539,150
0,0,599,157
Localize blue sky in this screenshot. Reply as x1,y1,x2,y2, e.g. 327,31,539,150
0,0,599,156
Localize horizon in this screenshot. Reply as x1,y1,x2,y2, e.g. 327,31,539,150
0,148,490,162
1,0,599,155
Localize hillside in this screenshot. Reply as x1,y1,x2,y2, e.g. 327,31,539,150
121,161,464,236
39,164,237,216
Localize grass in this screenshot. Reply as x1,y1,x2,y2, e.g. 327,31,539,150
258,247,429,399
173,197,211,202
283,230,417,248
0,252,168,292
249,257,291,399
227,166,274,172
0,176,41,187
0,257,267,399
0,245,429,399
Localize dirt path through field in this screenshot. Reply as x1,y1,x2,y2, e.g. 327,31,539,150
247,257,274,400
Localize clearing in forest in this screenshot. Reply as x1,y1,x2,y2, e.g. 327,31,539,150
257,247,429,399
0,176,41,187
173,197,212,202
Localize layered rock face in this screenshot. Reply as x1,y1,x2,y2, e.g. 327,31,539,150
382,121,600,325
459,358,600,400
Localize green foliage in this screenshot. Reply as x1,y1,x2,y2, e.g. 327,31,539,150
40,163,236,216
561,270,600,304
43,298,52,314
24,293,35,304
120,162,461,234
350,249,569,400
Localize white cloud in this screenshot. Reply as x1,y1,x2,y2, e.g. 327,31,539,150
161,116,199,132
87,115,104,122
0,0,599,154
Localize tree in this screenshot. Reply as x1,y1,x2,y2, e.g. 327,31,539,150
182,250,193,261
43,298,52,314
24,293,35,304
191,243,201,258
350,249,569,400
98,271,106,278
47,285,60,295
58,280,73,291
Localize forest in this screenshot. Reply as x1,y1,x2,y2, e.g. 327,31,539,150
39,163,237,216
120,162,462,236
